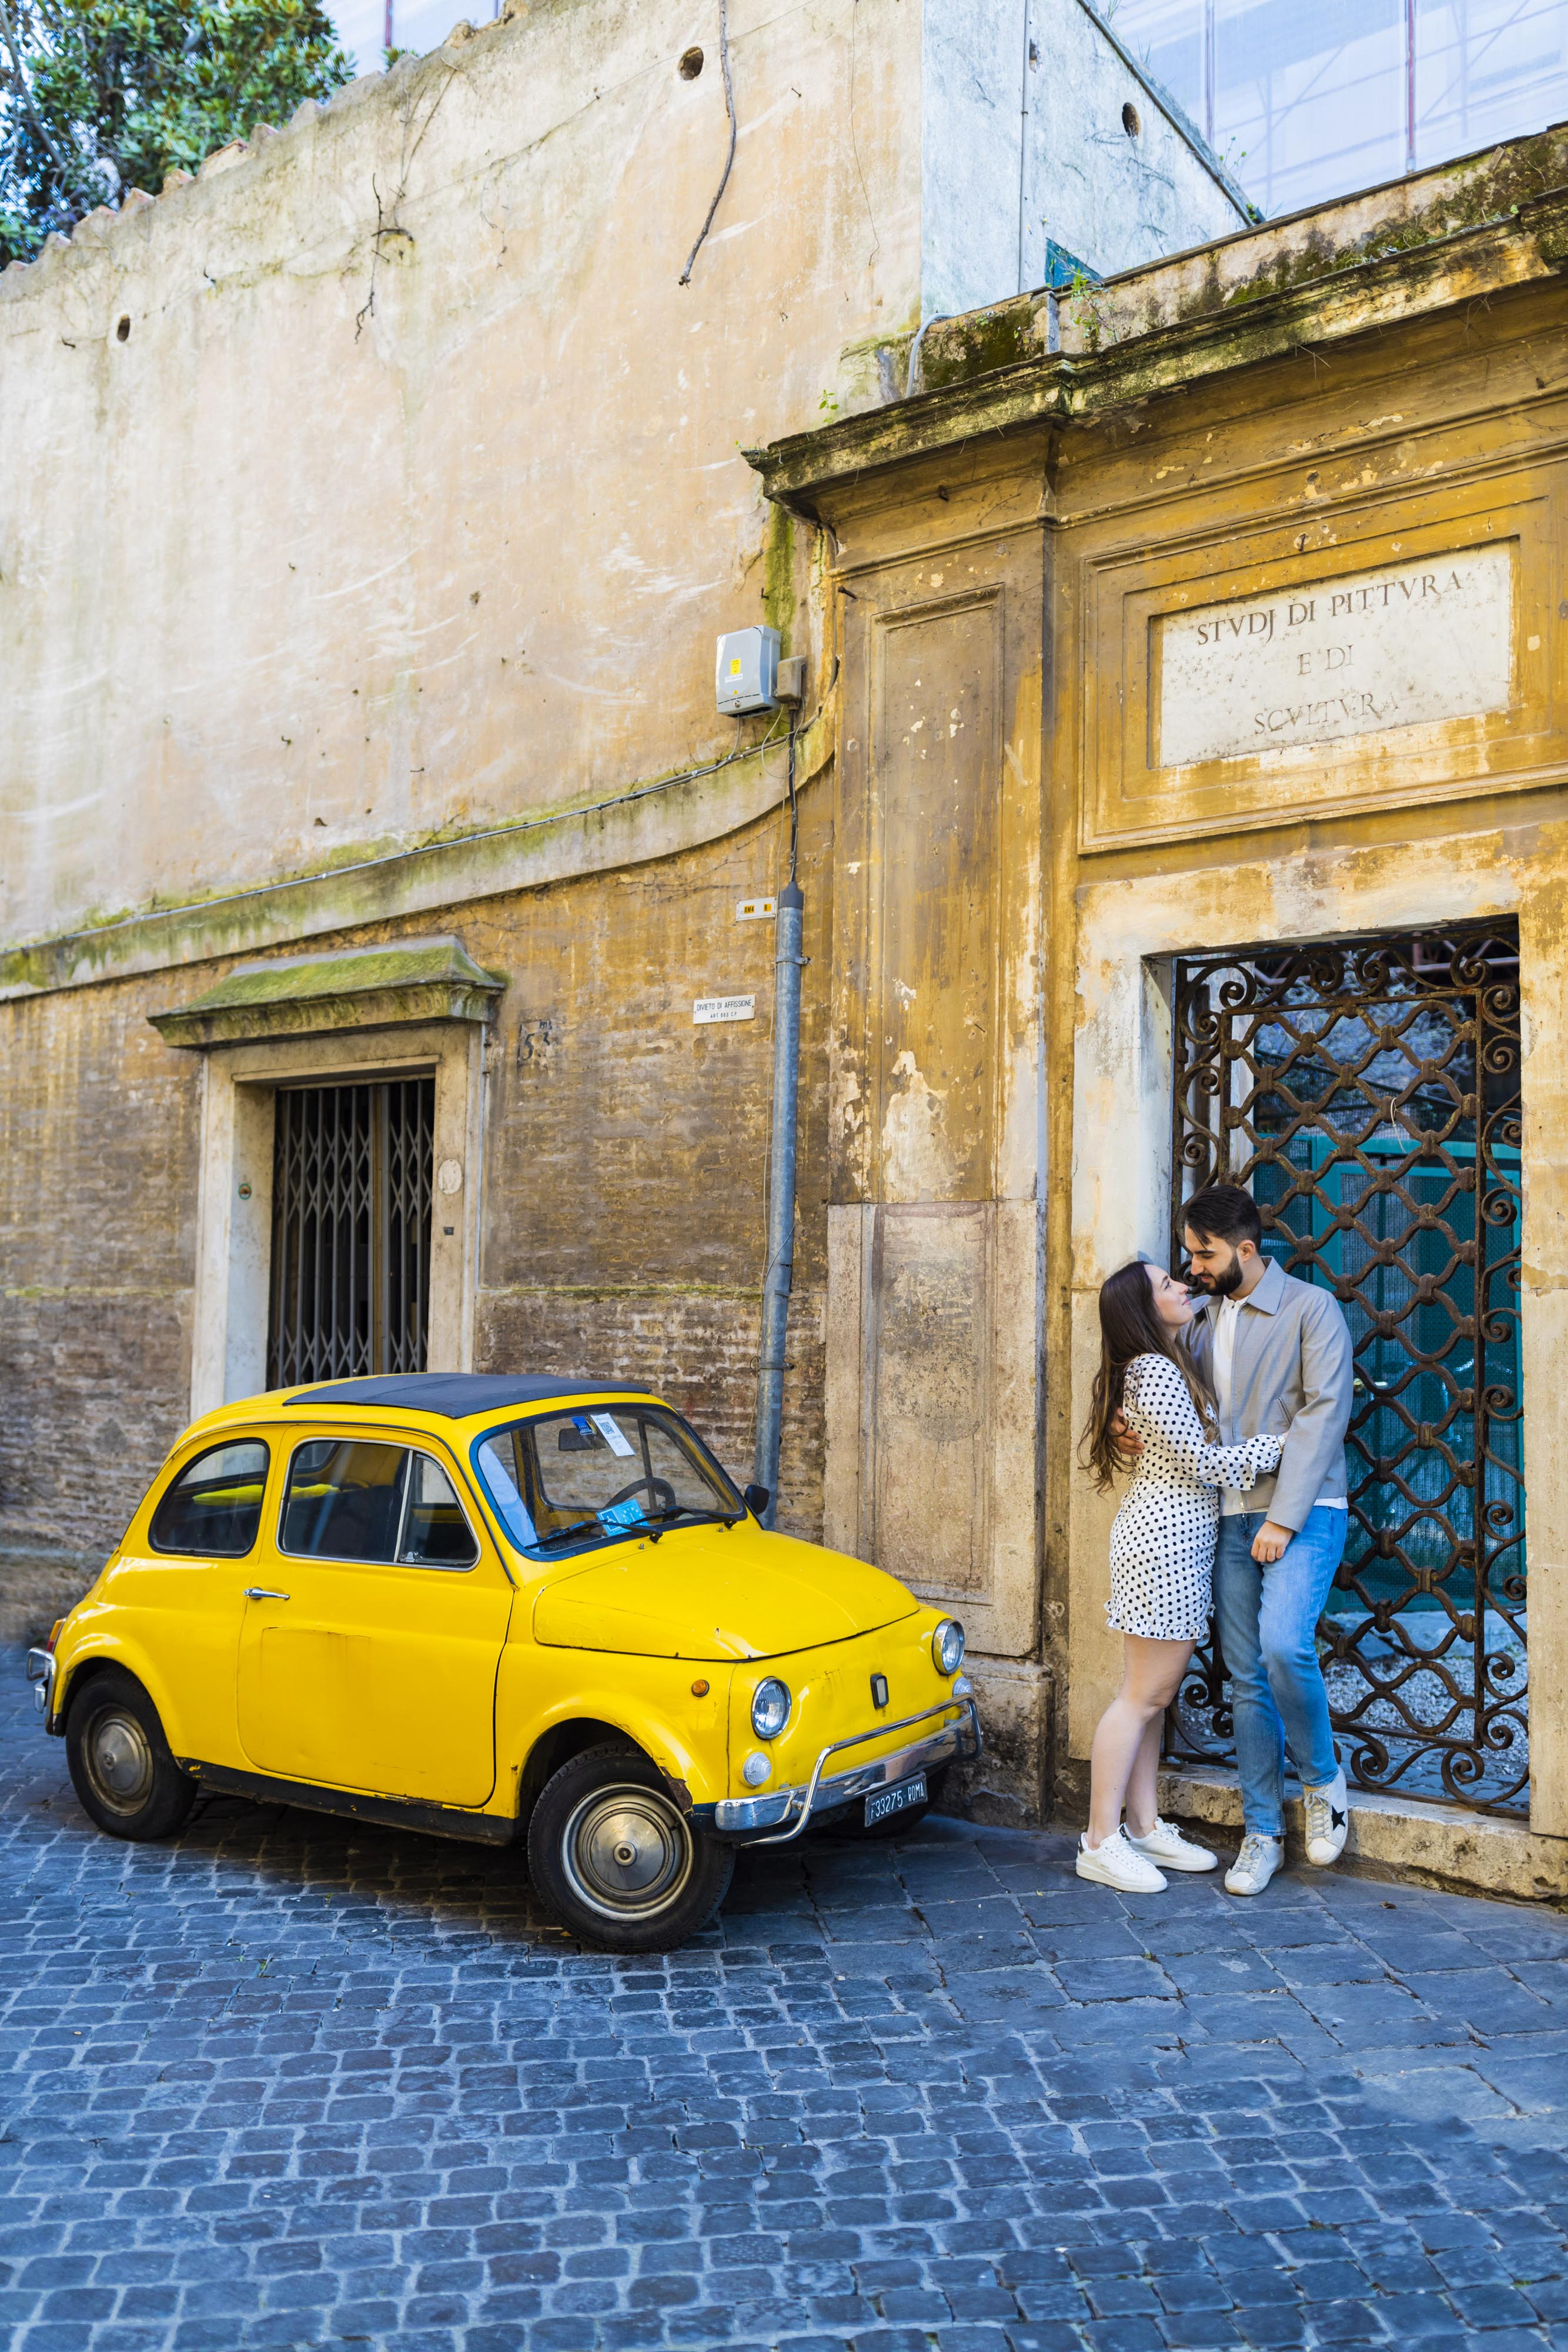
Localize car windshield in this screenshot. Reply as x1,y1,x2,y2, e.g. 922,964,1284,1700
472,1403,744,1558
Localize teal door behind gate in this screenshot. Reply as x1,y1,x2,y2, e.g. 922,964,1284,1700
1168,926,1526,1813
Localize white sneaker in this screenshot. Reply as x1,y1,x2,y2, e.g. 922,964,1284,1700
1126,1817,1219,1874
1303,1763,1349,1865
1076,1826,1167,1893
1224,1832,1283,1897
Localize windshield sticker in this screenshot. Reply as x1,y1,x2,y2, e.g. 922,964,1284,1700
591,1413,636,1459
599,1496,647,1532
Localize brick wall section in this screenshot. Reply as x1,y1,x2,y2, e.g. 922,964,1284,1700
0,975,199,1635
460,792,832,1544
0,791,835,1631
476,1282,827,1541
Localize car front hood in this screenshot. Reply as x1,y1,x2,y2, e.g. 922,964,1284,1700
531,1526,918,1661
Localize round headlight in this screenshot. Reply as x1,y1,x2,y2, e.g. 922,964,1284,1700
933,1618,966,1676
751,1678,791,1740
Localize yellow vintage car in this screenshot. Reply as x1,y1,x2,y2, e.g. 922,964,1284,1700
25,1374,979,1950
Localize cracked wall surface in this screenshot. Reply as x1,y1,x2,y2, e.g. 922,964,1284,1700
0,0,1239,975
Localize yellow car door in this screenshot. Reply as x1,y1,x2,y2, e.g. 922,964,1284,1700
236,1428,513,1805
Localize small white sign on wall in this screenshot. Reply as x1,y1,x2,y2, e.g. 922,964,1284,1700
1155,542,1514,769
694,994,756,1025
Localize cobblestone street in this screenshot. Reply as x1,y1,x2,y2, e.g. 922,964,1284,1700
4,1659,1568,2352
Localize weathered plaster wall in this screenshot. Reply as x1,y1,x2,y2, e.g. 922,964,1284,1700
0,0,1242,981
920,0,1245,322
0,0,917,958
1024,0,1245,283
920,0,1030,320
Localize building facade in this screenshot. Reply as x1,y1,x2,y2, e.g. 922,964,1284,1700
753,125,1568,1892
5,0,1564,1896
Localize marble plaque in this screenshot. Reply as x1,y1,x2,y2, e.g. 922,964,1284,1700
1154,543,1514,770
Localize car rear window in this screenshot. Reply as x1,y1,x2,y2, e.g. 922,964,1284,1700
280,1439,479,1569
149,1441,270,1557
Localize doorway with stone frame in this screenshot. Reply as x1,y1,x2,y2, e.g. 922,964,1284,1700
1162,920,1527,1815
148,934,503,1416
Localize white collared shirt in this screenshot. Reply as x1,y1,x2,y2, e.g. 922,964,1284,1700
1212,1296,1246,1518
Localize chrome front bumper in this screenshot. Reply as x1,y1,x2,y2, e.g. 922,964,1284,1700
703,1696,981,1846
25,1647,56,1725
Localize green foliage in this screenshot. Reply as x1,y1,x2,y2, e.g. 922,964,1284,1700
0,0,353,263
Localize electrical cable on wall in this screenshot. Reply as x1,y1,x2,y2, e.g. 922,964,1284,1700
679,0,737,285
24,711,816,961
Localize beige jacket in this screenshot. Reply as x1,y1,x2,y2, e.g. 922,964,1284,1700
1185,1258,1353,1532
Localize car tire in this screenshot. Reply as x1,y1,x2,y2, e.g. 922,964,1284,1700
65,1666,198,1842
526,1742,734,1953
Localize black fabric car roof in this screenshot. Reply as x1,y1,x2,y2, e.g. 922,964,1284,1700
280,1374,658,1418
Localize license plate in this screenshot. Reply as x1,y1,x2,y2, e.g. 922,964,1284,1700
864,1772,927,1828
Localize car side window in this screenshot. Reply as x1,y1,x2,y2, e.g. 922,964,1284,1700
281,1440,408,1563
400,1454,479,1569
149,1440,270,1558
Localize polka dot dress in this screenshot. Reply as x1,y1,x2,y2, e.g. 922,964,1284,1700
1106,1353,1285,1643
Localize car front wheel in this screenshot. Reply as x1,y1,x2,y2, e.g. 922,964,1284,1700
526,1743,734,1952
65,1666,198,1842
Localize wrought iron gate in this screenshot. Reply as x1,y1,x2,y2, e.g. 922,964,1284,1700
1165,924,1527,1813
266,1078,434,1389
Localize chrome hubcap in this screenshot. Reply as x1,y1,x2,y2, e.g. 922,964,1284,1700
88,1710,154,1812
561,1785,694,1921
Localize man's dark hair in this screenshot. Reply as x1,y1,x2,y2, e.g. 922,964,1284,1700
1182,1183,1263,1249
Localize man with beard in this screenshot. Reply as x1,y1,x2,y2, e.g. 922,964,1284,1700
1180,1184,1355,1897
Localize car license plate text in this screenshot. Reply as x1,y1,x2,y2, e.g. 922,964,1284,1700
864,1772,926,1828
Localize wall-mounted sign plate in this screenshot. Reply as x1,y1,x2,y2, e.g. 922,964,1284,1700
694,994,756,1025
1079,477,1556,852
736,897,777,921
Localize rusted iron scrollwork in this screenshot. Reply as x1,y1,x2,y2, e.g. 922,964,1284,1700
1165,924,1526,1814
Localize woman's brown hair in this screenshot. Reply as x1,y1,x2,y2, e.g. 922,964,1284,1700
1079,1259,1214,1492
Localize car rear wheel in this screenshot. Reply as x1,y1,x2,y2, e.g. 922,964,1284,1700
526,1743,733,1952
65,1667,198,1842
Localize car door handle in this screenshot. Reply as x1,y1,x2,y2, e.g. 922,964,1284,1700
243,1588,290,1602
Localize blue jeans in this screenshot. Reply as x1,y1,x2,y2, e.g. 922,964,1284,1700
1212,1506,1346,1838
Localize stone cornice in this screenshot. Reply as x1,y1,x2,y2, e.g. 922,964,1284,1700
749,178,1568,515
2,708,828,1003
148,936,506,1048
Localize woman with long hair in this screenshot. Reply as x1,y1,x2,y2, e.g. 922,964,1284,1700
1076,1259,1285,1893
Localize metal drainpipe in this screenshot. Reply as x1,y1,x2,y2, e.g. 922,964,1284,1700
753,722,804,1529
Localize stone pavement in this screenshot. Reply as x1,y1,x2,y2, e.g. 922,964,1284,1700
3,1656,1568,2351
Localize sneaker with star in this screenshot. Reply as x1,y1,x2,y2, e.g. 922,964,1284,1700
1303,1762,1349,1865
